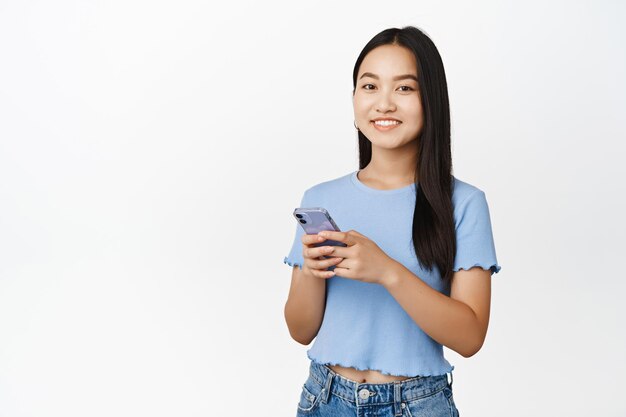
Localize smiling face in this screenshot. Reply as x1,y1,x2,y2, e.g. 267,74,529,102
353,44,423,150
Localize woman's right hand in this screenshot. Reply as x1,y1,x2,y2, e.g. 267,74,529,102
301,233,343,279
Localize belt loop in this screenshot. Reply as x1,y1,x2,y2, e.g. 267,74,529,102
321,367,333,404
447,371,453,388
393,381,402,416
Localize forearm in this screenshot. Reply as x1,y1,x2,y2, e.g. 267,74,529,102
284,266,326,345
382,262,484,357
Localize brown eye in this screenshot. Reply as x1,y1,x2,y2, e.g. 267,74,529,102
398,86,414,92
363,84,375,90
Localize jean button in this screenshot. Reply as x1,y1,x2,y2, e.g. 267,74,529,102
358,388,370,399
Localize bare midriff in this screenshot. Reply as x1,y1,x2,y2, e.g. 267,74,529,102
328,364,413,383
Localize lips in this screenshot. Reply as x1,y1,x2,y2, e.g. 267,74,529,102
371,118,401,122
371,119,402,131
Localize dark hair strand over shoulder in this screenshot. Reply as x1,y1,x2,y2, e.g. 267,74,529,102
352,26,456,284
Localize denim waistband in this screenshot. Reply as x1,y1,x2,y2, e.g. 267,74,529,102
308,359,452,410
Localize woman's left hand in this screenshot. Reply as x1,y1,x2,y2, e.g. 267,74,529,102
317,229,398,285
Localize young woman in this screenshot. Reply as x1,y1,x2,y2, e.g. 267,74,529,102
283,25,501,417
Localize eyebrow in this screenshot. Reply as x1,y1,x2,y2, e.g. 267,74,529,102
359,72,418,82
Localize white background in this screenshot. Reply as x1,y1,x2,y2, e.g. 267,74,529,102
1,1,625,416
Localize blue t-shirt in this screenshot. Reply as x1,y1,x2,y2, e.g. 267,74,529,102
284,170,501,377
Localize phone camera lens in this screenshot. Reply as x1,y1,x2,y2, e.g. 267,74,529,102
296,214,303,219
299,219,306,224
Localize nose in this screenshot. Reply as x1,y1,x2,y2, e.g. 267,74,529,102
375,89,396,113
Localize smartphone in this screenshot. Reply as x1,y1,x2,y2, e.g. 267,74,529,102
293,207,348,249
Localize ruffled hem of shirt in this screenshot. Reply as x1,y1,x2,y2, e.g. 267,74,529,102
453,262,501,275
283,256,303,270
306,350,454,378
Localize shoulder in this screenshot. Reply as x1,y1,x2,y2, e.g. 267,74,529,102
302,171,353,199
451,175,487,207
451,176,496,234
451,176,493,227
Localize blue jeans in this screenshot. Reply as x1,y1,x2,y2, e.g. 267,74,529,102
296,360,459,417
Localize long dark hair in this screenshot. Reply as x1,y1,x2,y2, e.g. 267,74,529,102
352,26,456,284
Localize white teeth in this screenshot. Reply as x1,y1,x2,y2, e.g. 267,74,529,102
374,120,400,126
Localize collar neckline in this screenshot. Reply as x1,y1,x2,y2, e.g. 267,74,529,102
350,170,417,195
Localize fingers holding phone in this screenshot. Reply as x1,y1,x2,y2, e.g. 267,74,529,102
292,207,346,279
301,233,343,279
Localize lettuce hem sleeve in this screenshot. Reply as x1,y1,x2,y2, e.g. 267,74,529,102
283,189,310,271
453,190,502,277
452,262,501,275
283,256,304,270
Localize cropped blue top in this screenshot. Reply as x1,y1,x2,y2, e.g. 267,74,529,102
283,170,501,377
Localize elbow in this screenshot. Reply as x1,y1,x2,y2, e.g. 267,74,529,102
286,323,314,345
458,336,485,358
285,323,315,346
284,303,314,345
287,324,317,345
458,319,488,358
459,347,479,358
291,333,313,346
